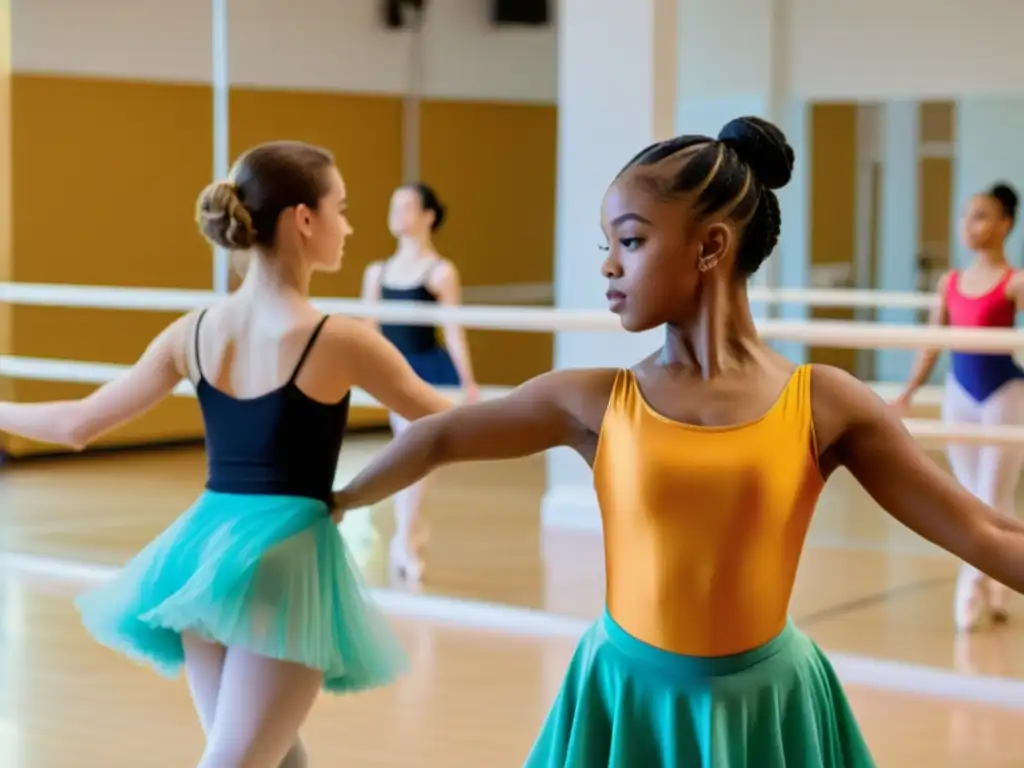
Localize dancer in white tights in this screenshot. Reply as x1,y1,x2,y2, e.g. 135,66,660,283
897,181,1024,632
0,141,450,767
361,183,477,582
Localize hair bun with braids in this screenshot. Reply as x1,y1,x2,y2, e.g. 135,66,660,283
717,116,795,191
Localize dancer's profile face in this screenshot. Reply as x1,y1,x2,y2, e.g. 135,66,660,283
600,171,732,332
960,194,1010,251
388,187,432,238
302,166,352,272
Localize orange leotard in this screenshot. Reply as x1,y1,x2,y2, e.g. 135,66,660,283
594,365,824,657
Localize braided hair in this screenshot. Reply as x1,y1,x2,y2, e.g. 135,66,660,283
618,116,795,277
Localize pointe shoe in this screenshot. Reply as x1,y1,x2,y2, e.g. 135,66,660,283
986,581,1010,625
389,536,425,583
954,577,987,633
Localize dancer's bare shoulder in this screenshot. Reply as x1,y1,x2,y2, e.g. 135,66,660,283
418,366,620,465
522,366,620,437
316,314,450,419
808,363,909,478
806,367,1014,574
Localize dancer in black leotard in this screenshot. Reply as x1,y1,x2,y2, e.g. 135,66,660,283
361,182,477,582
0,141,450,767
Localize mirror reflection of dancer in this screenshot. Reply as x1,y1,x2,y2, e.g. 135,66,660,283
896,182,1024,632
361,183,477,582
0,142,449,767
332,118,1024,765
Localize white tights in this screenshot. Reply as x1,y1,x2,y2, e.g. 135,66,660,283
389,413,430,551
941,376,1024,630
183,633,321,768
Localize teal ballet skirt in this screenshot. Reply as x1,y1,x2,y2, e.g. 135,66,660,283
74,491,407,693
526,611,876,767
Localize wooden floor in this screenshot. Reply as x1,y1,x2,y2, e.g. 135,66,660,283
2,436,1024,765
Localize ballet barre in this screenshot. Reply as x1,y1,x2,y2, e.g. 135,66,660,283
0,355,1020,447
0,281,1013,351
1,280,1023,447
0,281,941,312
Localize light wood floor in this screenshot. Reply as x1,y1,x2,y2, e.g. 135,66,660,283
2,437,1024,765
0,577,1021,768
4,438,1024,678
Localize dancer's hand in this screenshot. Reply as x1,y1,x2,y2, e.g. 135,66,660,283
330,491,350,524
890,391,913,417
463,382,480,403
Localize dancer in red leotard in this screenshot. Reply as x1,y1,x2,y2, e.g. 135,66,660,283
897,181,1024,631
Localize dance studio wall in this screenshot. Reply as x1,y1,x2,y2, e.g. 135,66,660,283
6,0,557,456
805,102,954,377
807,103,859,372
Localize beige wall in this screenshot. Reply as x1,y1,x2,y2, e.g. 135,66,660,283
8,75,556,456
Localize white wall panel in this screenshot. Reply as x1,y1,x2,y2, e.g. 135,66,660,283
12,0,212,83
12,0,557,102
13,0,1024,104
788,0,1024,99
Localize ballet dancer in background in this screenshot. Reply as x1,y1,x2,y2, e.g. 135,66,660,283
896,181,1024,632
361,182,477,582
0,141,449,767
333,117,1024,766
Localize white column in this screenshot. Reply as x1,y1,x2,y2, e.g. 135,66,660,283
542,0,807,532
954,99,1024,267
541,0,676,531
874,101,920,382
675,0,810,365
211,0,230,293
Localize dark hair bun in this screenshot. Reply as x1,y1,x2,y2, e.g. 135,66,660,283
717,116,795,191
195,180,257,250
413,182,447,232
989,182,1019,221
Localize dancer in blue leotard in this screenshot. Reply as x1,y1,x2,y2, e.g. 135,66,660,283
0,141,449,767
897,181,1024,631
361,182,477,582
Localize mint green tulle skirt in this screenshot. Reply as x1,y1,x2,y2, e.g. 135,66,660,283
74,491,407,694
526,612,876,767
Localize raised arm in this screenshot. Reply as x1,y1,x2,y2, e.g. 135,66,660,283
814,364,1024,593
333,368,615,515
0,313,193,450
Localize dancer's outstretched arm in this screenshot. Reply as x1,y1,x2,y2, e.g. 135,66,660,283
334,367,616,514
814,364,1024,593
0,314,192,450
327,316,452,421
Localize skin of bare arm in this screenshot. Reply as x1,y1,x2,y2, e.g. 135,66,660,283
0,313,194,450
359,261,384,332
1005,269,1024,309
894,270,950,408
814,364,1024,593
426,260,477,394
332,368,616,517
322,314,451,421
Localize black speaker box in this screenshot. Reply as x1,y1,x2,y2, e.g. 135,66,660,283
493,0,549,25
